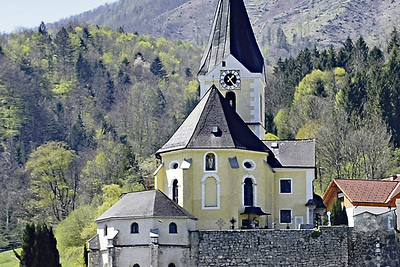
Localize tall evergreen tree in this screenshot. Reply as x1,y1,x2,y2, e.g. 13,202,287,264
331,199,348,226
18,223,35,267
15,223,61,267
150,56,167,79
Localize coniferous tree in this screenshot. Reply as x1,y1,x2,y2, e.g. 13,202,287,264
387,28,400,54
150,56,167,79
16,223,61,267
19,223,35,267
83,243,88,266
331,199,348,226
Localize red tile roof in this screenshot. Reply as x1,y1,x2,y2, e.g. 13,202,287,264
334,179,400,204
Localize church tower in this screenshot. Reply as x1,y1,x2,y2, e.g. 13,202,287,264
198,0,266,139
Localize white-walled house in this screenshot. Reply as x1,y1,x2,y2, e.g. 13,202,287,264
323,178,400,230
88,190,197,267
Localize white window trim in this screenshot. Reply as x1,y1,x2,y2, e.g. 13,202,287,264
279,178,293,194
204,151,218,172
295,216,304,229
241,175,257,207
168,178,181,203
242,159,256,171
169,160,180,170
279,209,293,225
201,174,221,209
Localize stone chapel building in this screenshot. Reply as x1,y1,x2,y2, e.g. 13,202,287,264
88,0,320,266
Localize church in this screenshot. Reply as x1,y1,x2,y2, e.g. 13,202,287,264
88,0,319,266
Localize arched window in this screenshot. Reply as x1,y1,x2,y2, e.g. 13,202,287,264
205,152,216,171
226,91,236,110
172,179,178,203
244,178,254,206
169,222,177,234
133,264,140,267
104,224,108,236
131,222,139,234
168,264,176,267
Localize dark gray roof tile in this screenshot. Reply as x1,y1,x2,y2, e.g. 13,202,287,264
198,0,264,75
264,139,316,168
157,86,270,154
95,190,197,222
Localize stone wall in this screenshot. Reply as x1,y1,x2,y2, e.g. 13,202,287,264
190,227,400,267
348,230,400,267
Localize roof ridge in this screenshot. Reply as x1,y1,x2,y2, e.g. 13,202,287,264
154,190,197,219
385,181,400,203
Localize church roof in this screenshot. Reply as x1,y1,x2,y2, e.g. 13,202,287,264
157,85,270,154
95,190,197,222
264,140,316,168
198,0,264,75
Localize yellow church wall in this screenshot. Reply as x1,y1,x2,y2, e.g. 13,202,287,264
272,169,315,229
156,148,284,230
155,150,314,230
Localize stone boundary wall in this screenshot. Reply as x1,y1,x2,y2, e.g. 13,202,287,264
190,226,400,266
348,229,400,267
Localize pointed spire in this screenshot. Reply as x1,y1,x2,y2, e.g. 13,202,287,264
198,0,264,75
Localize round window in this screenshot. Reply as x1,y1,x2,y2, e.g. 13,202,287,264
244,161,252,169
242,159,256,170
169,161,179,170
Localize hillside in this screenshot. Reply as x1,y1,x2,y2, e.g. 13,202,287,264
57,0,400,59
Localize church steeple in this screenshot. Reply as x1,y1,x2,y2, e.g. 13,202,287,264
198,0,264,76
198,0,266,139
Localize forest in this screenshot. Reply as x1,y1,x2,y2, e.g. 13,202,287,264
1,22,400,264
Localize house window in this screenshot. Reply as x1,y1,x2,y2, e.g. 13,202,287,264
169,222,177,234
280,210,292,224
131,222,139,234
133,264,140,267
280,179,292,194
205,152,216,171
172,179,178,203
226,91,236,110
168,264,176,267
243,178,254,206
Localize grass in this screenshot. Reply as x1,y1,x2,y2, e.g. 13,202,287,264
0,247,83,267
0,248,20,267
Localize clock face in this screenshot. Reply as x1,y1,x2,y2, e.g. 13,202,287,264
220,70,241,90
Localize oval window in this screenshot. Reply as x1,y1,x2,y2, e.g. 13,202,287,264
242,159,255,170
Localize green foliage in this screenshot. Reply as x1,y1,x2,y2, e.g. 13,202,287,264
15,223,61,267
309,229,322,239
271,33,400,194
55,206,95,251
331,200,348,226
26,141,77,222
0,23,201,248
273,109,293,139
265,133,279,141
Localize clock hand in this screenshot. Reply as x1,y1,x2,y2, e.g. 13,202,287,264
226,74,235,84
